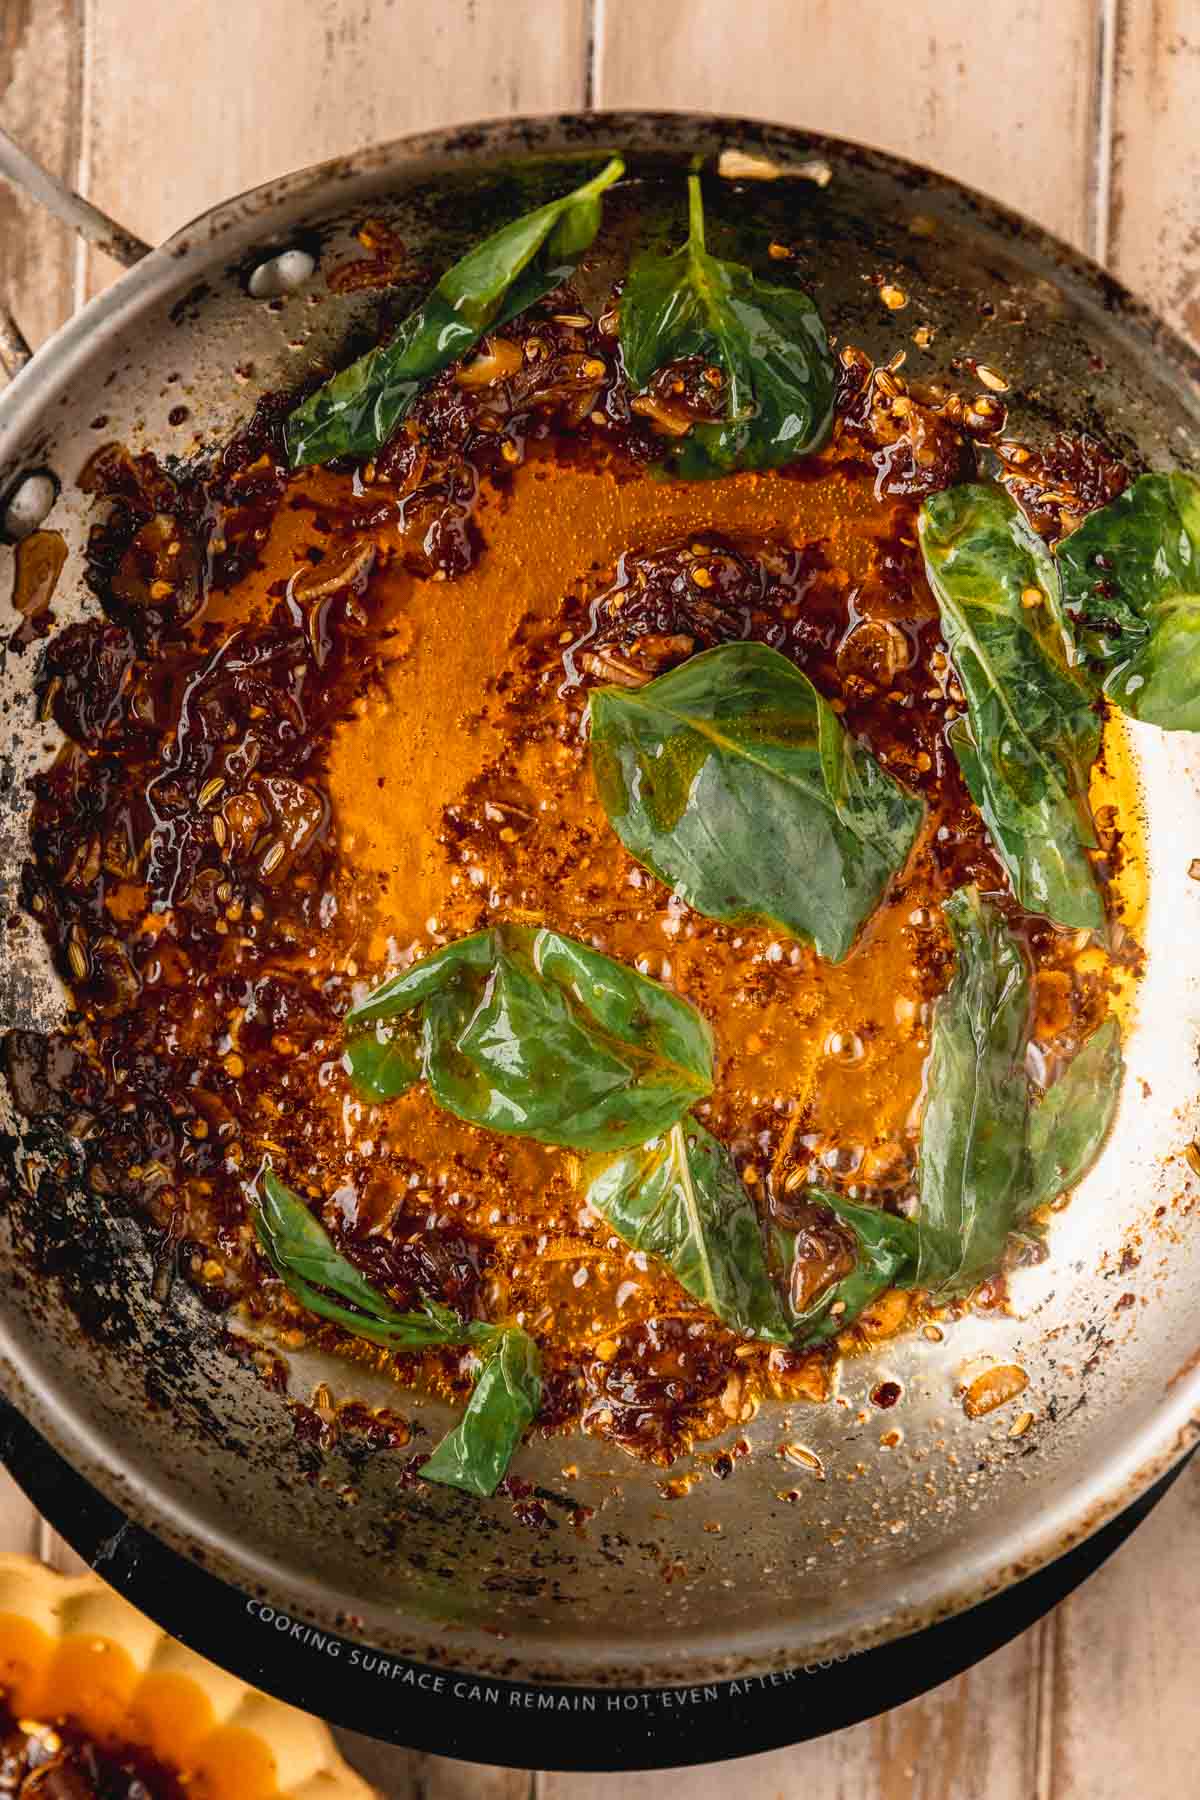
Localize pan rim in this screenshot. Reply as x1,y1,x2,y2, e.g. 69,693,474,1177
1,106,1199,1687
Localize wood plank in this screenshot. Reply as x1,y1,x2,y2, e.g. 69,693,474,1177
852,1630,1041,1800
77,0,589,295
536,1631,1039,1800
0,0,81,351
1108,0,1200,342
594,0,1103,251
37,1523,89,1575
0,1471,41,1558
331,1733,534,1800
405,1755,531,1800
1047,1455,1200,1799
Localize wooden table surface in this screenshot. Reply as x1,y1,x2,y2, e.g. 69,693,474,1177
1,3,1198,1794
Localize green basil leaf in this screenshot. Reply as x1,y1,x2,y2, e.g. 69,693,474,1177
786,899,1123,1326
1057,472,1200,729
256,1169,538,1494
619,172,836,478
421,1328,542,1498
584,1119,791,1342
285,156,624,467
919,484,1104,931
347,932,496,1027
254,1166,487,1350
915,886,1033,1294
779,1192,922,1344
344,926,713,1150
342,1015,422,1102
1025,1016,1122,1216
589,641,924,963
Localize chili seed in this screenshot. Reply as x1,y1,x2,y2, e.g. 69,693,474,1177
780,1442,824,1476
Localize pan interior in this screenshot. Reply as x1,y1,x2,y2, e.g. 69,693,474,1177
1,116,1199,1686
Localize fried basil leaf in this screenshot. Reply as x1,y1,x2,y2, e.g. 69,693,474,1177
589,641,924,963
781,896,1122,1336
420,1328,543,1498
342,1015,422,1102
619,172,836,478
1025,1016,1123,1215
915,886,1033,1294
344,925,713,1150
1057,471,1200,729
253,1166,490,1350
255,1168,537,1494
919,484,1104,931
585,1119,791,1342
285,156,624,467
780,1192,922,1345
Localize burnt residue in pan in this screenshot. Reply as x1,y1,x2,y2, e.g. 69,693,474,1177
4,239,1138,1475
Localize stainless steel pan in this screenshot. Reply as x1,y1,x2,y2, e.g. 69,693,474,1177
1,111,1198,1693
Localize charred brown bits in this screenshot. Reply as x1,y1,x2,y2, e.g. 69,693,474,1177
11,286,1135,1470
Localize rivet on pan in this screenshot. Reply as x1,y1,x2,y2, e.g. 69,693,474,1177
3,470,58,540
248,249,317,299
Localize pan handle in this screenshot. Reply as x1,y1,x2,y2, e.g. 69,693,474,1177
0,126,152,379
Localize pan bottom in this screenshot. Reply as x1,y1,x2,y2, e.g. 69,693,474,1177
0,1395,1184,1774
